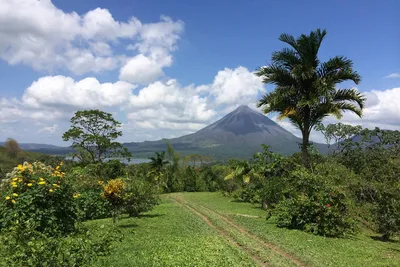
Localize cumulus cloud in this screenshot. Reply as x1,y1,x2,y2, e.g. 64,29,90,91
124,66,265,135
0,0,183,75
22,76,136,109
198,67,265,106
384,73,400,79
119,54,164,84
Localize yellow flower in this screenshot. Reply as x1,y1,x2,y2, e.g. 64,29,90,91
12,199,16,204
12,178,18,181
12,184,18,188
39,177,44,181
97,180,104,185
38,181,46,185
52,184,60,187
5,196,10,200
49,189,54,193
27,183,33,187
73,193,81,199
12,193,18,197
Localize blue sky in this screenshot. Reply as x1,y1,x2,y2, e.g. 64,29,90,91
0,0,399,145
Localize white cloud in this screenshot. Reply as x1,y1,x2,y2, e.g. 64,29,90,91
200,66,265,106
0,0,183,75
38,124,58,134
119,54,164,84
384,73,400,79
128,79,215,128
22,75,136,109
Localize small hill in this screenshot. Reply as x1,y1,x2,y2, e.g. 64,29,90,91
0,145,49,175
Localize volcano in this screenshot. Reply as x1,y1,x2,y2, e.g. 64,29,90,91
124,105,320,160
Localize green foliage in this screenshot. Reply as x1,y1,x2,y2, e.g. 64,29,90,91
271,170,355,237
124,178,159,217
75,190,112,221
374,188,400,241
0,224,119,267
0,162,77,236
256,29,364,166
62,109,131,164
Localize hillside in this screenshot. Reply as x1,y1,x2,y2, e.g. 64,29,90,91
0,145,49,174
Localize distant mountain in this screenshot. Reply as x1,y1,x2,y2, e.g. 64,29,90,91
12,105,328,160
124,105,327,160
0,142,73,155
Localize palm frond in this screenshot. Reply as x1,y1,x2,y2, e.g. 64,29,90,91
333,88,366,109
333,102,363,117
272,48,301,69
278,33,297,49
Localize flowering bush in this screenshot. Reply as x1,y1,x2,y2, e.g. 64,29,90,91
102,178,125,223
0,161,78,236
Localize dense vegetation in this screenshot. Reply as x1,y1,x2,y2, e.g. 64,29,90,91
0,29,398,266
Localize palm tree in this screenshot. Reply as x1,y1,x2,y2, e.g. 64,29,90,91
255,29,365,167
148,151,169,189
149,151,169,173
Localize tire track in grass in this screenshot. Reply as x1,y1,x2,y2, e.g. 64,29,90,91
197,204,307,267
170,196,270,267
171,194,307,267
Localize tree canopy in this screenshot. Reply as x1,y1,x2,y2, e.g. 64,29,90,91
255,29,365,166
62,109,131,163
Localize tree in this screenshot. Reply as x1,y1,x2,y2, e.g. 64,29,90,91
314,122,362,153
62,110,131,164
148,151,169,189
255,29,365,167
5,138,21,158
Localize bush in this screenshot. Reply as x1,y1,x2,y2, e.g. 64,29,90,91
124,178,159,217
0,161,120,266
374,188,400,241
75,190,112,221
0,162,77,236
269,170,355,237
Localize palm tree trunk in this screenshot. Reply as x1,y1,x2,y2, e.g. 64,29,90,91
301,130,310,168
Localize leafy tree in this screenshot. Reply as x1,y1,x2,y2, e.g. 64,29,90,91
255,29,365,167
315,122,362,153
5,138,21,158
62,110,131,164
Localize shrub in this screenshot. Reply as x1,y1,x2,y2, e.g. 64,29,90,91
269,170,355,237
102,178,125,223
124,178,159,217
75,189,112,221
374,188,400,241
0,161,77,236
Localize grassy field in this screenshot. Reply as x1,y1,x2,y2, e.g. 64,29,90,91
88,192,400,267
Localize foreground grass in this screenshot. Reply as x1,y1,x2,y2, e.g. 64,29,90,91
87,192,400,266
87,197,256,266
180,192,400,267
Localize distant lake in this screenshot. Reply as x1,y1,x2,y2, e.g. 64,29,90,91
65,157,151,165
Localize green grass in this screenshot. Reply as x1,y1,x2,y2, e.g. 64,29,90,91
88,197,256,267
87,192,400,267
